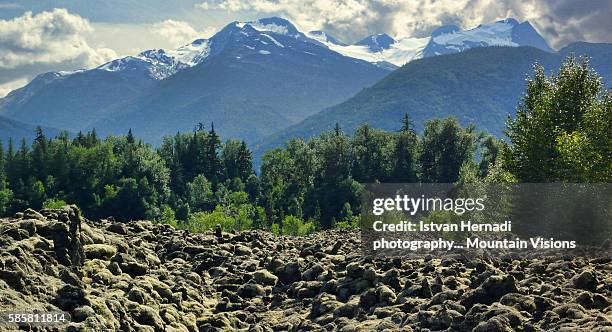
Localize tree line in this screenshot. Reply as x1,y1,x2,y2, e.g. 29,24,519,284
0,55,609,234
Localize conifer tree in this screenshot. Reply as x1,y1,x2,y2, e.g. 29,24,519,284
0,141,12,215
204,123,223,185
352,124,390,182
419,118,476,183
222,140,253,182
392,113,418,182
126,129,135,144
31,126,47,180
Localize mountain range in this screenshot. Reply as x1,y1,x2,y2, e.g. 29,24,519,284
307,18,553,69
0,17,387,144
1,16,609,154
254,43,612,159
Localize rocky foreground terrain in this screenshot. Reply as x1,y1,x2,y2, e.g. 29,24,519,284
0,206,611,331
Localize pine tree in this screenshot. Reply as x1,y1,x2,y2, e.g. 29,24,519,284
75,131,85,146
400,112,415,135
31,126,47,180
86,128,99,147
0,141,4,181
204,123,223,185
127,129,135,144
0,141,5,184
319,126,352,185
334,122,342,136
419,118,476,183
15,138,30,182
222,140,253,181
0,141,12,215
352,124,389,182
4,138,16,190
477,135,501,178
392,114,418,182
316,126,354,229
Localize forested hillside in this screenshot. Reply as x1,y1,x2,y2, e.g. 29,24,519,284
256,44,612,157
1,55,610,234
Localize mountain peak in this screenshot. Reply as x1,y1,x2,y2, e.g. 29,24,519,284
355,33,396,52
256,16,295,28
422,18,553,57
95,37,211,80
233,17,301,37
510,20,553,52
308,30,347,46
496,18,519,26
431,25,460,37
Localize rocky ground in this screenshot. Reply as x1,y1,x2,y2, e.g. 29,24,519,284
0,206,611,331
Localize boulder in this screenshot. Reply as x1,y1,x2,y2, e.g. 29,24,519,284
84,244,117,260
254,269,278,286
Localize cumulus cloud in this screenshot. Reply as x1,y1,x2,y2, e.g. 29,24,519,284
0,78,28,98
151,19,217,46
194,0,612,48
0,8,116,69
0,8,117,96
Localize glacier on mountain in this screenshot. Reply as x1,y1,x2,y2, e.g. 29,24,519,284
5,16,554,94
97,39,210,80
308,18,552,68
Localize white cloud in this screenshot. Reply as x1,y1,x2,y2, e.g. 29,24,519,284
0,78,28,98
0,8,117,69
152,20,200,46
151,19,217,47
194,0,612,49
193,0,522,42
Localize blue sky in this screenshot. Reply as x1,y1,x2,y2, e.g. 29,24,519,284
1,0,611,96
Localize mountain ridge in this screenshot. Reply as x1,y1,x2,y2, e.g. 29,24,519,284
0,16,588,148
0,17,388,144
253,43,612,160
309,18,553,68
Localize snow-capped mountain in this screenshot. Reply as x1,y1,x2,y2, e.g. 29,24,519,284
310,18,553,68
9,16,553,92
87,17,334,81
308,31,347,46
0,17,387,143
0,16,560,145
422,18,553,57
97,39,210,80
355,33,396,52
54,17,318,83
307,31,428,69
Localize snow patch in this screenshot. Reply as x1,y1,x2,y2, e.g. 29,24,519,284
57,69,85,76
261,34,285,48
164,39,210,66
432,21,517,47
249,21,289,35
96,39,211,80
317,36,428,66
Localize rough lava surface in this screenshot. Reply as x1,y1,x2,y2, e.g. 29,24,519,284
0,207,611,331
